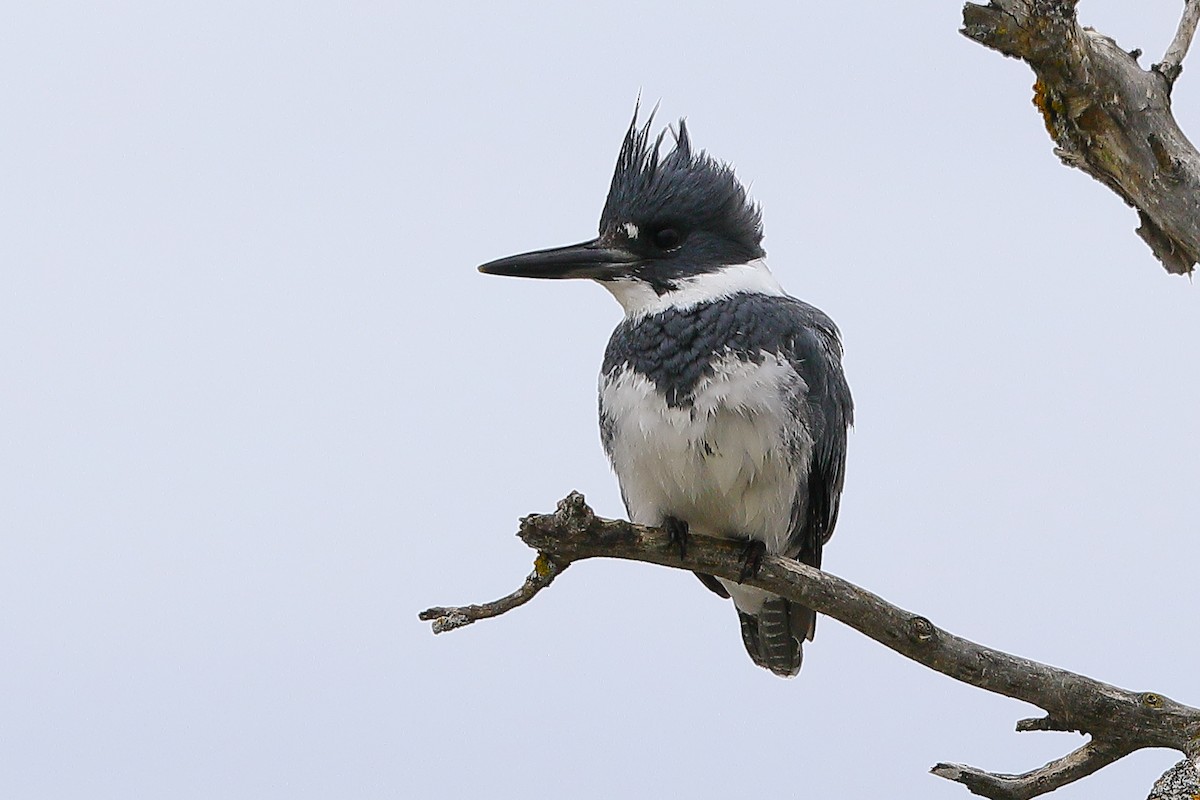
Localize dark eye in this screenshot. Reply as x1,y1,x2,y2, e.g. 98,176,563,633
652,227,682,250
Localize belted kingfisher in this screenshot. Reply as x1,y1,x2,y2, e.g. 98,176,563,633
479,108,853,677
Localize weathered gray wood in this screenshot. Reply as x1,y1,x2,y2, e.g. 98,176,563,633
1159,0,1200,85
931,740,1130,800
419,553,567,632
961,0,1200,274
420,492,1200,799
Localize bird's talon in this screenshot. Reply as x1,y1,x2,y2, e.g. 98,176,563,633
737,540,767,583
664,516,689,560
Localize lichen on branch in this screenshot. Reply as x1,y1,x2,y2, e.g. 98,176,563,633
962,0,1200,275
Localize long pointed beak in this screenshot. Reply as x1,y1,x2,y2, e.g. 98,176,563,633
478,238,640,280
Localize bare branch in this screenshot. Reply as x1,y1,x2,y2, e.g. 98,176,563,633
1156,0,1200,86
931,740,1130,800
961,0,1200,274
419,554,567,632
1015,713,1078,733
420,492,1200,799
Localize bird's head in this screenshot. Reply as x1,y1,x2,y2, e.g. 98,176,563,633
478,106,764,298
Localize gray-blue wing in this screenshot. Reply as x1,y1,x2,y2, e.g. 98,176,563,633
769,299,853,647
779,301,854,570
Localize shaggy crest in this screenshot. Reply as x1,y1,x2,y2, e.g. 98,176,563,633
598,104,764,261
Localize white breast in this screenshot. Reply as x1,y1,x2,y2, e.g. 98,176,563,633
599,351,812,556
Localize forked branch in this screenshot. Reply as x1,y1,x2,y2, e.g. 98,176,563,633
961,0,1200,274
421,492,1200,799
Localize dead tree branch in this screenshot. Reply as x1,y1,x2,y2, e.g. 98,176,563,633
418,553,567,632
421,492,1200,800
1158,0,1200,86
961,0,1200,274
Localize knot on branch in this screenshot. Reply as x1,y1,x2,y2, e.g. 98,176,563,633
908,615,937,645
1153,61,1184,86
1142,692,1166,709
518,491,602,555
553,491,595,531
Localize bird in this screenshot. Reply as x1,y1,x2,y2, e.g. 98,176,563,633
478,106,853,677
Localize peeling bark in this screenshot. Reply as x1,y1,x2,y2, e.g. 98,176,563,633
962,0,1200,274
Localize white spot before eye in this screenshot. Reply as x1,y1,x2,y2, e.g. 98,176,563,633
621,222,639,240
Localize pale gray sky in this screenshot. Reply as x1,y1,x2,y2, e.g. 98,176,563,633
2,3,1198,798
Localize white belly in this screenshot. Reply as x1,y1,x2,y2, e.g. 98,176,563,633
599,352,812,556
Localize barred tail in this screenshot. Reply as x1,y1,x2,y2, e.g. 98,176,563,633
736,597,815,678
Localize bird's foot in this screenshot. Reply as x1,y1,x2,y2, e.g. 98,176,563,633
663,516,689,560
737,540,767,583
